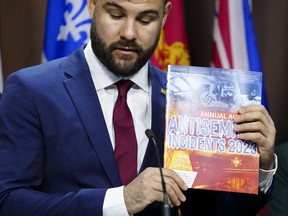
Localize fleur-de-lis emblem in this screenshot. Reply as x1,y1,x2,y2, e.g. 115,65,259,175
57,0,91,43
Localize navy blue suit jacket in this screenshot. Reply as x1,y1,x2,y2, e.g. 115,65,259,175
0,47,272,216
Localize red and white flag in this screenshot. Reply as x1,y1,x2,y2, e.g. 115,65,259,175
151,0,190,72
211,0,268,108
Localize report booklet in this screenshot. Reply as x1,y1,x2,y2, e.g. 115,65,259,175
164,65,262,194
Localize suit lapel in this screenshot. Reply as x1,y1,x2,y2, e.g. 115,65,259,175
63,50,167,181
140,63,167,171
63,49,122,187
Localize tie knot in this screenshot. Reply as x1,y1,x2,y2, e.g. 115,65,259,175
116,80,134,97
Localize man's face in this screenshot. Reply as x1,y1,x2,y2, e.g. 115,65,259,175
87,0,171,77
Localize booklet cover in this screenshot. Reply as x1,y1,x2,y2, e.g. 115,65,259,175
164,65,262,194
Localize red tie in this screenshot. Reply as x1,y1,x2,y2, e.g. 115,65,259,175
113,80,137,185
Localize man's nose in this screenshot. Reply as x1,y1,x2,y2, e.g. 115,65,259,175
119,19,137,41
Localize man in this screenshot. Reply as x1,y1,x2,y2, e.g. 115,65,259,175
0,0,277,215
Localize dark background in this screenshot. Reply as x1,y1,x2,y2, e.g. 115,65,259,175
1,0,287,145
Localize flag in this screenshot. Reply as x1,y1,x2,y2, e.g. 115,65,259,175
43,0,91,62
151,0,190,72
212,0,268,109
0,48,4,93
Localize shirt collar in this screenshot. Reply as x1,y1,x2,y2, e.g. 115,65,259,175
84,40,149,92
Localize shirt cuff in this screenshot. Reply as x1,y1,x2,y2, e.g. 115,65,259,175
259,153,278,194
103,186,130,216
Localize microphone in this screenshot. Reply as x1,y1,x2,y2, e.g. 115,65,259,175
145,129,171,216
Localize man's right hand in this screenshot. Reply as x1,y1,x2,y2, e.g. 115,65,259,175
123,167,188,214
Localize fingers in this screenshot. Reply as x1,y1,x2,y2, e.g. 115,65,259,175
154,169,188,206
233,105,275,144
233,105,276,169
124,167,188,214
234,105,274,131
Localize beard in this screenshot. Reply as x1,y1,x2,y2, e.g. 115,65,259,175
90,19,161,77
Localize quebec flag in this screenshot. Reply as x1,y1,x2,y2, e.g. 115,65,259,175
211,0,268,109
43,0,91,62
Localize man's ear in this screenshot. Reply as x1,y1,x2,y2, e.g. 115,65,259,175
161,2,172,28
87,0,96,18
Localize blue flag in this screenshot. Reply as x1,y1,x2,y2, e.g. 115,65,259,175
43,0,91,61
242,0,268,109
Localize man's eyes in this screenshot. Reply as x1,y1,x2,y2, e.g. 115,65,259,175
110,13,124,19
137,17,155,25
109,12,155,25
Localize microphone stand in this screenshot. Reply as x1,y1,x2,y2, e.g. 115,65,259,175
145,129,171,216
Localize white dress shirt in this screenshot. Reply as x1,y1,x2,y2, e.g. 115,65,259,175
84,41,151,216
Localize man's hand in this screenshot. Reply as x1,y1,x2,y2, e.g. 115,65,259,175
233,105,276,170
123,167,188,214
